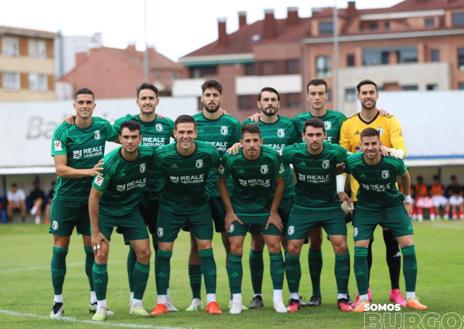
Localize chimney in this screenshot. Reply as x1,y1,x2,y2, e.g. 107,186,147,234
263,9,277,38
286,7,299,25
347,1,357,16
217,17,228,46
238,11,247,28
126,44,137,54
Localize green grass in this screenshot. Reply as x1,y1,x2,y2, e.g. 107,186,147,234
0,221,462,329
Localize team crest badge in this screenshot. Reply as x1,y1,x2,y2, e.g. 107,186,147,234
196,159,203,168
52,220,59,230
116,184,126,192
353,227,358,238
94,175,104,186
381,170,390,179
170,176,179,183
287,225,295,236
228,224,235,233
155,123,163,132
324,121,332,130
322,160,330,169
220,126,228,135
54,141,62,151
260,165,268,174
94,130,101,140
73,150,82,159
277,128,285,138
140,163,146,173
157,227,164,237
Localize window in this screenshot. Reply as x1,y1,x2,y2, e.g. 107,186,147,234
425,18,435,28
244,63,255,76
458,48,464,70
344,88,356,102
284,93,300,108
402,85,419,91
452,12,464,27
396,47,417,63
362,48,390,65
260,61,276,75
368,22,378,30
29,73,47,91
316,56,330,77
238,95,254,110
426,84,438,91
2,72,20,90
285,59,299,74
28,39,47,58
2,37,19,56
430,49,440,62
318,21,333,35
346,54,355,67
384,21,390,30
189,66,217,78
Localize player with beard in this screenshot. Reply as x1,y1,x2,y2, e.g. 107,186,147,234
186,80,241,311
340,79,407,307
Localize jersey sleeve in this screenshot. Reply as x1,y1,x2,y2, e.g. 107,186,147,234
335,145,348,163
281,145,294,165
289,121,300,145
51,125,68,156
104,118,118,142
274,155,284,179
344,155,354,174
396,158,407,177
219,154,231,179
210,147,220,167
112,114,133,142
92,158,112,193
232,119,242,143
388,116,407,156
339,121,351,151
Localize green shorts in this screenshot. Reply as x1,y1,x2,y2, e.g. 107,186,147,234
247,198,293,235
229,214,281,237
286,204,347,240
157,203,213,242
49,199,90,236
138,192,160,235
353,204,413,241
209,197,226,233
98,210,149,242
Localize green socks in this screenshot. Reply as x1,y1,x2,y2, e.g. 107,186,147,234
92,262,108,301
335,252,350,294
308,248,322,297
199,248,217,294
354,246,369,295
188,264,202,299
133,262,150,300
401,245,417,293
156,250,172,295
126,248,137,293
285,253,301,293
227,253,243,294
249,250,264,295
84,246,95,292
51,246,68,295
269,252,284,290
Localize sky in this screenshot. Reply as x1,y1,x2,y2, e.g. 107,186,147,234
0,0,402,61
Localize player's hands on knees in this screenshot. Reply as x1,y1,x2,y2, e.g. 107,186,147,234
266,211,283,231
225,211,241,232
226,142,241,155
87,160,104,176
91,231,109,256
247,113,260,122
64,115,75,125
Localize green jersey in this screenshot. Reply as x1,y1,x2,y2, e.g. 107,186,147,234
243,115,298,197
293,110,346,144
154,141,219,213
282,142,347,208
51,117,116,204
92,145,154,217
221,146,284,215
113,114,173,193
193,112,241,197
344,153,407,209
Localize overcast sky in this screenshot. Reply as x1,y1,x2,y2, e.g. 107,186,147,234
0,0,402,60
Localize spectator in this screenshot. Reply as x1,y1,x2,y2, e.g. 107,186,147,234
430,175,448,220
445,175,464,220
7,183,27,223
29,180,46,224
44,180,55,224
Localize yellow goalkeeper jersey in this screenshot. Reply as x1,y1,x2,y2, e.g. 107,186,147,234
340,111,407,200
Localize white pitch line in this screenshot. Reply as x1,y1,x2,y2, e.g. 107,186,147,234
0,309,192,329
0,260,124,273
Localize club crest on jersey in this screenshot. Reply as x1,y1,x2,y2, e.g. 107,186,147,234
381,170,390,179
220,126,228,136
277,128,285,138
324,121,332,130
196,159,203,168
170,176,179,183
94,175,104,186
322,160,330,169
155,123,163,132
94,130,101,140
287,225,295,236
157,227,164,237
73,150,82,159
54,141,62,151
260,165,268,174
140,163,146,173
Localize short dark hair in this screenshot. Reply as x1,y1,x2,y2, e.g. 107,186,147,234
360,127,380,139
433,174,440,181
306,79,328,93
303,118,325,134
417,175,424,182
201,80,223,94
356,79,378,93
174,114,197,130
120,120,141,134
241,124,261,138
11,183,18,188
258,87,280,101
136,82,159,98
74,88,95,100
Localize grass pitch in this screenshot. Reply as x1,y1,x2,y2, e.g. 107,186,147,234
0,221,462,329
